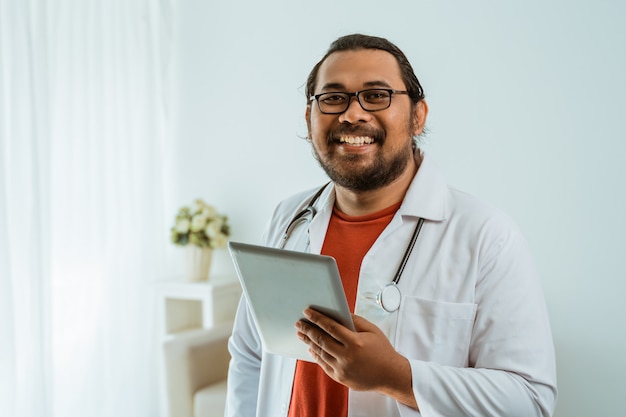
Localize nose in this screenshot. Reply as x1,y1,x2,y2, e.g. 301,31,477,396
338,95,372,124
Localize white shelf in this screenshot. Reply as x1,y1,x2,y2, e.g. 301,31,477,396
155,274,241,340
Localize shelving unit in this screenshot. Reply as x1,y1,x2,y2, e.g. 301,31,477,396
155,274,241,340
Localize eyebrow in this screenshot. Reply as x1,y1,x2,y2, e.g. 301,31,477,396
319,80,394,92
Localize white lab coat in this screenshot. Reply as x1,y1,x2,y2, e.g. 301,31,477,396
225,154,557,417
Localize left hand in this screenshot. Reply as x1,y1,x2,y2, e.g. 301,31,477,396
296,308,417,409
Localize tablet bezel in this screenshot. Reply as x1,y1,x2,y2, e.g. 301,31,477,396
228,241,354,362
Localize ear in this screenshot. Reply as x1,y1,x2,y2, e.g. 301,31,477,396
305,105,312,139
412,100,429,135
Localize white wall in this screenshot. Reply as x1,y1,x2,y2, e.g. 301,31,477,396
171,1,626,415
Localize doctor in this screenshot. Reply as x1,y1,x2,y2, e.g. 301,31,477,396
225,34,557,417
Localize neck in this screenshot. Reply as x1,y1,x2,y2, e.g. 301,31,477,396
334,152,422,216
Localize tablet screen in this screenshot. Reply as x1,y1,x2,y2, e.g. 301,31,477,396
228,241,354,361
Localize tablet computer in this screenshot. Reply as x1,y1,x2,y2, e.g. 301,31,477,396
228,241,354,362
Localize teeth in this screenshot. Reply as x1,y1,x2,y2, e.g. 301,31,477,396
338,136,374,145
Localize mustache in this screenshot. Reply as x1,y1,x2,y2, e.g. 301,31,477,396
326,125,385,144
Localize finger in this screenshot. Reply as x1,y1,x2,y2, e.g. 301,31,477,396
296,319,342,360
304,308,355,344
309,347,337,376
296,318,336,347
295,319,325,348
303,332,342,372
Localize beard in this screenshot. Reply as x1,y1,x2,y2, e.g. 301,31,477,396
311,122,415,192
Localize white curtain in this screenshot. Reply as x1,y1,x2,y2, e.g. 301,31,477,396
1,1,175,416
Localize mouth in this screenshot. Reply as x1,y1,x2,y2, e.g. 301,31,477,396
337,135,375,146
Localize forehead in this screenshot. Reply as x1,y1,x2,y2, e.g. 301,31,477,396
316,49,404,91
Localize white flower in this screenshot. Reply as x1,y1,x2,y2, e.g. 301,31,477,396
175,218,190,233
209,233,228,249
204,220,223,238
172,198,230,248
190,214,207,232
202,206,217,218
192,199,208,213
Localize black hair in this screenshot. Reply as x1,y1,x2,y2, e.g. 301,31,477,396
305,34,425,104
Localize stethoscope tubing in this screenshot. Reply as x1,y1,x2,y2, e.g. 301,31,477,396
279,183,329,250
391,217,424,285
280,183,425,313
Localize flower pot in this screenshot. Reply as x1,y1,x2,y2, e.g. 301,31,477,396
185,246,213,281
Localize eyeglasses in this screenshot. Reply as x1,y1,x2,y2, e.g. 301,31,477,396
309,89,410,114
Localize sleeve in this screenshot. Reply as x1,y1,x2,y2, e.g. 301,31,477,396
402,219,557,417
224,295,263,417
224,202,290,417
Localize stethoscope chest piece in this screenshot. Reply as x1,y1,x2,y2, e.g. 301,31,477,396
376,283,402,313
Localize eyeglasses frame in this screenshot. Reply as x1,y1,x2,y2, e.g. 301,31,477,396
309,88,410,114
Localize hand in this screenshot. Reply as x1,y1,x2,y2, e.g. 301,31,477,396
295,308,418,409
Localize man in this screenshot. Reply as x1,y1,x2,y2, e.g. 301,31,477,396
225,34,557,417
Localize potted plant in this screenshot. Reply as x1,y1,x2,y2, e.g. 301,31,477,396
171,199,230,281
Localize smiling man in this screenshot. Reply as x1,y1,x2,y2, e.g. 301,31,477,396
306,48,425,199
225,34,557,417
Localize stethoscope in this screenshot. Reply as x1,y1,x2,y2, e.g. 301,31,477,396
279,183,425,313
279,184,328,251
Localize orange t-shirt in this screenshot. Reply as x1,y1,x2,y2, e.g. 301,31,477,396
287,202,401,417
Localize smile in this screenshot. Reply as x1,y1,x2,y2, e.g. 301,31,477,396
338,136,375,146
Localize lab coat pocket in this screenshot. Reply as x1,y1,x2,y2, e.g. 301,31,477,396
395,297,477,367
